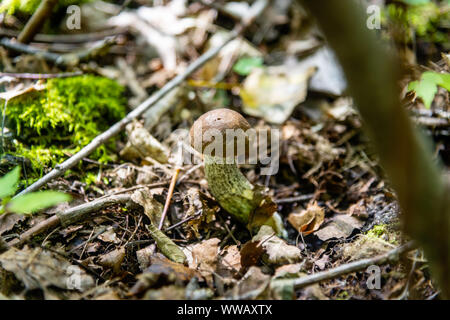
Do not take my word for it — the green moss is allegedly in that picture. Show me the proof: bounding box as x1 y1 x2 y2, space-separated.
0 0 91 15
2 75 126 177
367 224 388 238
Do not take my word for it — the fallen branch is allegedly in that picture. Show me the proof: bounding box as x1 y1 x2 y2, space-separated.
1 36 117 67
292 241 416 289
8 194 132 247
17 0 58 44
15 0 269 197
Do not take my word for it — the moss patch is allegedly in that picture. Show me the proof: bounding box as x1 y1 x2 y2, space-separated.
2 75 126 177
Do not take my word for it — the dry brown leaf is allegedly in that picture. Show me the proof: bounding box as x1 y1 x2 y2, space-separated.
253 226 302 265
217 245 242 278
191 238 220 281
288 201 325 235
97 247 126 274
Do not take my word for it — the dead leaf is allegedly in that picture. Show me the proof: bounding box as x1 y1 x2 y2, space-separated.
230 266 271 299
314 214 364 241
217 245 242 278
191 238 220 282
120 121 169 163
253 226 302 265
240 62 316 124
97 247 126 274
288 201 325 235
98 227 120 244
131 189 165 227
0 213 25 236
136 244 156 271
0 246 94 291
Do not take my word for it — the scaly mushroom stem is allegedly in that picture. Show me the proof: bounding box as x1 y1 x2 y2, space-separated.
204 155 286 237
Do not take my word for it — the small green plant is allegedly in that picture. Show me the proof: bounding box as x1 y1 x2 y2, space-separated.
408 71 450 108
233 56 264 76
0 0 91 15
2 75 126 175
0 166 71 215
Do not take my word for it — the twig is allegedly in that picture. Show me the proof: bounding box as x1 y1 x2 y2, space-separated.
14 0 269 198
0 27 128 43
274 194 315 204
158 167 180 229
17 0 58 44
291 241 416 289
0 71 83 79
1 36 117 67
9 194 132 246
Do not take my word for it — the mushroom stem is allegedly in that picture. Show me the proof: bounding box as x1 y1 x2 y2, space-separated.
204 155 286 237
204 155 257 225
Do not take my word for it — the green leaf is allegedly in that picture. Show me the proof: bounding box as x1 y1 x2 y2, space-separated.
0 167 20 199
408 71 450 108
233 57 263 76
8 191 71 214
400 0 431 5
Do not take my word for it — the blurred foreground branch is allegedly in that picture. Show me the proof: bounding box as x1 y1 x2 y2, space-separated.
301 0 449 297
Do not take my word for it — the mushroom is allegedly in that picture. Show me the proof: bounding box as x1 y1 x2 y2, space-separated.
190 108 286 236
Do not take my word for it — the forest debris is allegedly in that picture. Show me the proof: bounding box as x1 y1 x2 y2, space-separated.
230 266 271 299
136 244 156 271
296 47 347 96
109 0 195 71
342 235 396 262
252 226 302 265
314 215 364 241
217 245 242 278
190 238 220 283
183 188 219 239
120 121 169 163
240 62 316 124
200 29 262 81
0 213 25 235
97 247 125 274
288 201 325 235
0 246 94 291
131 189 165 227
130 253 200 296
146 223 186 264
98 227 120 244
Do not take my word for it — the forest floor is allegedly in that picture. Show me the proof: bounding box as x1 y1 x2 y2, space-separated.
0 0 449 300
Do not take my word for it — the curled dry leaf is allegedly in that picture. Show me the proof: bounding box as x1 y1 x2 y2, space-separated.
131 189 165 227
288 201 325 235
217 245 242 278
240 63 316 124
229 266 271 300
97 247 126 274
120 121 169 163
314 214 364 241
130 253 200 296
252 226 302 265
190 238 220 284
184 188 219 239
240 240 265 270
0 246 94 291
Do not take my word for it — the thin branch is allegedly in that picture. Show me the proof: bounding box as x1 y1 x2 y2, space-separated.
0 71 83 79
1 36 117 67
14 0 269 198
292 241 416 289
0 26 128 43
9 194 132 246
17 0 58 44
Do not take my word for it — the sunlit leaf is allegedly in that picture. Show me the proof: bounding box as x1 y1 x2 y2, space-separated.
8 191 71 214
408 71 450 108
233 57 263 76
0 167 20 199
400 0 431 5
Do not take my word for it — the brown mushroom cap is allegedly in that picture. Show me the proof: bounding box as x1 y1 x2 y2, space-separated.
190 108 251 156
